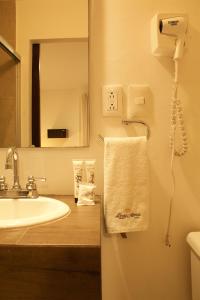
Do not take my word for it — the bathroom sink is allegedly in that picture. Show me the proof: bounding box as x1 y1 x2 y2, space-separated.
0 196 70 229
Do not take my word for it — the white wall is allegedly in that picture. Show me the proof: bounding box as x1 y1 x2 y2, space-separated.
0 0 200 299
40 41 88 90
99 1 200 299
40 89 80 147
40 41 88 147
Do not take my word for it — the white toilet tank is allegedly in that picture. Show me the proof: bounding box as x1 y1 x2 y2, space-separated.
187 232 200 300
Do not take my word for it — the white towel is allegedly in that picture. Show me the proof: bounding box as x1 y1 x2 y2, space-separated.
104 136 149 234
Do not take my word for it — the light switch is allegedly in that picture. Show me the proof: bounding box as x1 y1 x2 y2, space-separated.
127 84 150 119
134 96 145 105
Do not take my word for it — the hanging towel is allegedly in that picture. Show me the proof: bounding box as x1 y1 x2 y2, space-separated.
104 136 149 234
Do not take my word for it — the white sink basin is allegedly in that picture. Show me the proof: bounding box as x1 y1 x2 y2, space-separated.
0 196 70 229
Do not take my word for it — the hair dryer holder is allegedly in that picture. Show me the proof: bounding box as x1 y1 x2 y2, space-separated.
151 13 188 58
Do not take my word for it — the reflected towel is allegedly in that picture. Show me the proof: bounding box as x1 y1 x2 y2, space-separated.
104 136 149 234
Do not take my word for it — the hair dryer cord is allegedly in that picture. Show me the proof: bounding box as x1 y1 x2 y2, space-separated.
165 59 188 247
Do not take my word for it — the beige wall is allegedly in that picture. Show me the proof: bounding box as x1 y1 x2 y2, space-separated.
99 1 200 299
0 0 16 146
0 0 200 299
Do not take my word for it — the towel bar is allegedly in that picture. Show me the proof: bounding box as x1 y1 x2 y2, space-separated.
98 120 150 141
122 120 150 139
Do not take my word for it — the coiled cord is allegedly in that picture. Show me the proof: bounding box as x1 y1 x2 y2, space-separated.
165 59 188 247
170 60 188 156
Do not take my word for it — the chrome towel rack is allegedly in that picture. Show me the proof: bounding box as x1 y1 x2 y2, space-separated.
122 120 150 139
99 119 151 141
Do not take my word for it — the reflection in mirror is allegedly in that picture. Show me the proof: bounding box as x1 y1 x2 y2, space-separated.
32 39 88 147
0 0 89 148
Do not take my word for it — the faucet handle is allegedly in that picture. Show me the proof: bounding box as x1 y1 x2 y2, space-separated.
0 176 8 191
26 176 46 191
34 177 46 182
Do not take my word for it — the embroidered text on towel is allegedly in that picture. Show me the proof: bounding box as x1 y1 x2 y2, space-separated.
115 209 141 220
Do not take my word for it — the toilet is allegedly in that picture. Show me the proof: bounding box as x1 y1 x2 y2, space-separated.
187 232 200 300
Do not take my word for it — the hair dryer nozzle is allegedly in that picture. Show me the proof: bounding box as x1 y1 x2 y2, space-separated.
159 16 187 60
159 16 187 36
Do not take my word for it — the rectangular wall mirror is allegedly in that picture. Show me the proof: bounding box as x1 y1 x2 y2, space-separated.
0 0 89 148
32 39 88 147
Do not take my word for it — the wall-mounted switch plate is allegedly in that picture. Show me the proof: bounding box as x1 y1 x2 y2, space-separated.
127 84 150 119
102 85 122 116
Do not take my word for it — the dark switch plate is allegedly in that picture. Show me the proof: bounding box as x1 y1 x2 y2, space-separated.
47 129 68 138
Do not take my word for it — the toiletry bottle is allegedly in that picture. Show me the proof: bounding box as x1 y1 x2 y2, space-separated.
85 160 96 184
72 160 84 203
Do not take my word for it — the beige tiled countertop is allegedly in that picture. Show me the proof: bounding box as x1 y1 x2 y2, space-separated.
0 195 101 247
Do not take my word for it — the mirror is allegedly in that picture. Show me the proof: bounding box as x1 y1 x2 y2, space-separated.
32 39 88 147
0 0 89 148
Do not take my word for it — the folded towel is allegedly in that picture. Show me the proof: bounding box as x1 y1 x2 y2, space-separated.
104 136 149 234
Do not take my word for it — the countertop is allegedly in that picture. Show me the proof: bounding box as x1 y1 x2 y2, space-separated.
0 195 101 247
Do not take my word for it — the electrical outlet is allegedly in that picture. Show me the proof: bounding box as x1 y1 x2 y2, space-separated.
102 85 122 116
106 89 118 111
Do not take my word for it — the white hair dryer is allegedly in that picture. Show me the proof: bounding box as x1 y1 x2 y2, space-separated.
159 16 188 60
152 14 189 247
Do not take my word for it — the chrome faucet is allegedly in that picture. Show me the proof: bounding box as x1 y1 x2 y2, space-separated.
0 147 46 199
5 147 21 190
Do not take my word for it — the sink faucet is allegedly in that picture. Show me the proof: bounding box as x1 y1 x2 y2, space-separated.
5 147 21 190
0 147 46 199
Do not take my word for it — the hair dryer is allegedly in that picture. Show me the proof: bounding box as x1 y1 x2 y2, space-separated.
158 16 188 247
159 16 188 60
